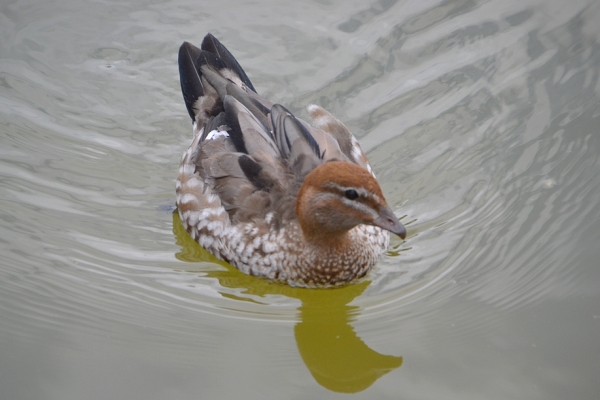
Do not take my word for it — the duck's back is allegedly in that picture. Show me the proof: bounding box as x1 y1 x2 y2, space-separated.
177 34 374 226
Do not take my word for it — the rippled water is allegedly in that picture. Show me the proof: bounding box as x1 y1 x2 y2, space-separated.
1 0 599 398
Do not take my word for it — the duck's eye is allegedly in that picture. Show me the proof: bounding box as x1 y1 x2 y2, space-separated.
344 189 359 200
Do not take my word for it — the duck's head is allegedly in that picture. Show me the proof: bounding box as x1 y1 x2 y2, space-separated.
295 161 406 244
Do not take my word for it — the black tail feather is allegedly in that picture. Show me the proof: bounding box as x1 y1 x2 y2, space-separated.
178 42 205 121
201 33 256 93
179 34 258 122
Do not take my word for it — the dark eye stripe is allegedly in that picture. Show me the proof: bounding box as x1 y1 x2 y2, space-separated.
345 189 359 200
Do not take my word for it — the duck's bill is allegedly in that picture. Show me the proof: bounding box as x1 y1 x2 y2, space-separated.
372 206 407 239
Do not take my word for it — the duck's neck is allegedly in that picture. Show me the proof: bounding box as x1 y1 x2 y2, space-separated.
295 226 375 286
303 228 352 250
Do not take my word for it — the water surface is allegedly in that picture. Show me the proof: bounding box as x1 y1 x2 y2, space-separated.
1 0 599 398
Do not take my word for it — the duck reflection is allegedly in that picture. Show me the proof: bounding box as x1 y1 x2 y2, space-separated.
173 211 402 393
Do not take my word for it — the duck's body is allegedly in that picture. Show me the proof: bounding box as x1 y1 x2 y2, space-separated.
176 34 406 287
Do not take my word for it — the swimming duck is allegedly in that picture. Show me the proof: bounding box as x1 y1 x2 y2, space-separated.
176 33 406 287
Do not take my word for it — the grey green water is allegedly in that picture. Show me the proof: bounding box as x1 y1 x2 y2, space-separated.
1 0 599 398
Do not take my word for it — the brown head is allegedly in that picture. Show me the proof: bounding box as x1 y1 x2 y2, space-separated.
295 161 406 245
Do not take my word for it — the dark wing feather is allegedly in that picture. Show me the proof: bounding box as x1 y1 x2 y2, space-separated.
223 95 279 158
178 42 204 121
201 33 256 93
270 104 322 177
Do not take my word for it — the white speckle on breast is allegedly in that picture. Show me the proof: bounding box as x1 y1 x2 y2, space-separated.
185 177 203 190
180 193 199 207
187 210 200 226
200 235 214 249
207 220 224 236
262 241 277 253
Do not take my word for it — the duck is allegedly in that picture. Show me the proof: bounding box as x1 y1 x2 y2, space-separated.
176 33 406 288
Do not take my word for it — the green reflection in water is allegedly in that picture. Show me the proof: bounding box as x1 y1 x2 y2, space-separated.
173 211 402 392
